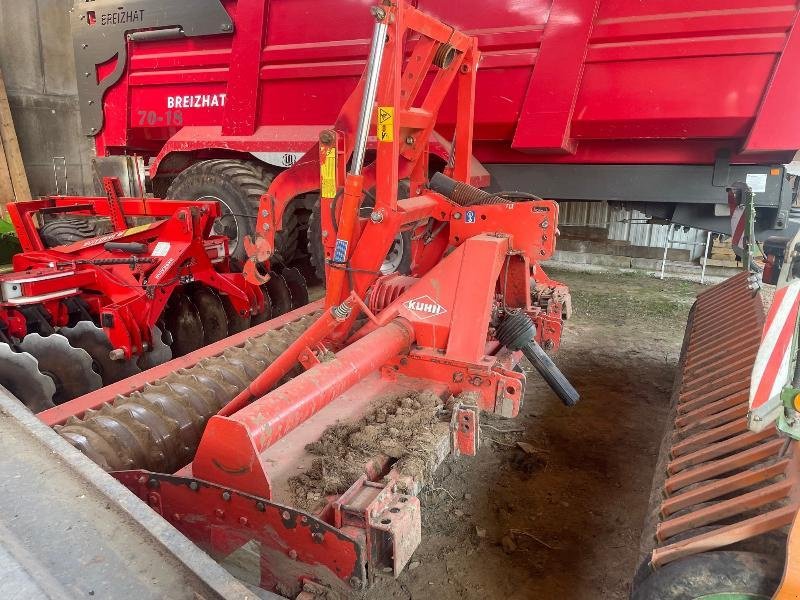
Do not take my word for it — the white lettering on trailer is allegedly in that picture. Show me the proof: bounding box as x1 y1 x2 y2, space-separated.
167 94 227 109
100 9 145 26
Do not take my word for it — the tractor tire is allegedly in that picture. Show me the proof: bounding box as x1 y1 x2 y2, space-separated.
630 551 782 600
307 182 412 283
40 216 113 248
166 159 299 268
307 202 327 282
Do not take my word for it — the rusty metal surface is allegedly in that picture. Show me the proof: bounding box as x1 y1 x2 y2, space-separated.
644 271 800 568
54 312 319 473
0 384 256 600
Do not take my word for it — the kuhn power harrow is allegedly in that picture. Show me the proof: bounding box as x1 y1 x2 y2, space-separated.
0 177 308 411
20 2 578 596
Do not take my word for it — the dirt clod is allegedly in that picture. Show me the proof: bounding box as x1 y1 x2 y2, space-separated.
289 391 449 510
501 535 518 554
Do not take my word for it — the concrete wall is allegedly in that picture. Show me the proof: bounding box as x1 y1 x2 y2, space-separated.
0 0 94 196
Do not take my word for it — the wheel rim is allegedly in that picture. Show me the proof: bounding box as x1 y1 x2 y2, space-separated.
381 233 405 275
198 195 240 254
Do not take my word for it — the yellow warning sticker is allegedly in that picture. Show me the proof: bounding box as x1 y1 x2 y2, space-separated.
377 106 394 142
321 147 337 198
125 224 153 236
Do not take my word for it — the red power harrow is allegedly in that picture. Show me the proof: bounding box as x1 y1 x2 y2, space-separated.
33 2 578 596
0 178 308 411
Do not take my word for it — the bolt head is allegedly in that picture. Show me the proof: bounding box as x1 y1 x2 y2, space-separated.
453 212 462 220
370 211 383 223
261 209 269 218
319 130 336 145
189 481 199 491
405 136 415 145
222 490 232 501
262 223 270 231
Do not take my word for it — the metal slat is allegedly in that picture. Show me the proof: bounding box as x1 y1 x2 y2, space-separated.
645 272 800 570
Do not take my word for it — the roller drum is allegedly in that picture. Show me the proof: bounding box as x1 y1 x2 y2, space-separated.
55 315 318 472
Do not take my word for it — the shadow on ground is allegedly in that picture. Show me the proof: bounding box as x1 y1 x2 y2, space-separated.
365 269 702 600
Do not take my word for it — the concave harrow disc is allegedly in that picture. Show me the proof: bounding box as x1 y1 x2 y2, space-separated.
60 321 141 385
265 271 293 316
19 333 102 404
163 294 205 356
191 287 229 345
137 326 172 371
0 343 56 411
280 266 309 309
251 291 273 326
222 295 252 334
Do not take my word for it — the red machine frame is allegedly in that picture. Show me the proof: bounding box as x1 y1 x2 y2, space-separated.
47 3 574 596
2 179 263 359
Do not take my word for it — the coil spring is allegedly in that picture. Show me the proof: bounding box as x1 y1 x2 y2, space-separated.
368 274 418 313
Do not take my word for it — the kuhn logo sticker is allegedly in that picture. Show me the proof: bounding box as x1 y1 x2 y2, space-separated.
403 295 447 320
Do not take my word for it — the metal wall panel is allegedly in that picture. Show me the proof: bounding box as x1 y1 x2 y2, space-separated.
559 201 707 259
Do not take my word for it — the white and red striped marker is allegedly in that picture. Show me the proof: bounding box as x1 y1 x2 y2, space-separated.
749 280 800 431
728 193 746 250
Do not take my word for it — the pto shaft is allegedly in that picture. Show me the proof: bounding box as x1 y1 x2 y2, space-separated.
497 312 580 407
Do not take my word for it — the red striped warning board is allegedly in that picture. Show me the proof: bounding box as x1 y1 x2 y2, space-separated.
749 280 800 431
728 193 746 250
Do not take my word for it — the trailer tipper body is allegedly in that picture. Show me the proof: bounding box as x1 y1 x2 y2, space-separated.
74 0 800 253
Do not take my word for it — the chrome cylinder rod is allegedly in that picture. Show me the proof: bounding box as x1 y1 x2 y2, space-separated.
350 8 388 176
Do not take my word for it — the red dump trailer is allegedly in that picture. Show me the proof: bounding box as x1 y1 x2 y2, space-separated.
73 0 800 259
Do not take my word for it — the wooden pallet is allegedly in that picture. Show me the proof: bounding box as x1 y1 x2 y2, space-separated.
0 67 31 211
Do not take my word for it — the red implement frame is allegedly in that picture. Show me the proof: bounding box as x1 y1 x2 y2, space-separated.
54 3 573 596
2 179 262 358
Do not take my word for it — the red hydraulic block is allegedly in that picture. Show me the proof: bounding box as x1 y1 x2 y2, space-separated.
192 318 415 497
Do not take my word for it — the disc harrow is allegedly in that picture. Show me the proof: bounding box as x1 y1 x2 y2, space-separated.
18 333 102 404
0 181 310 411
0 343 56 412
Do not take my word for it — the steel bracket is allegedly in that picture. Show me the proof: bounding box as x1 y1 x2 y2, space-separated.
334 475 421 582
